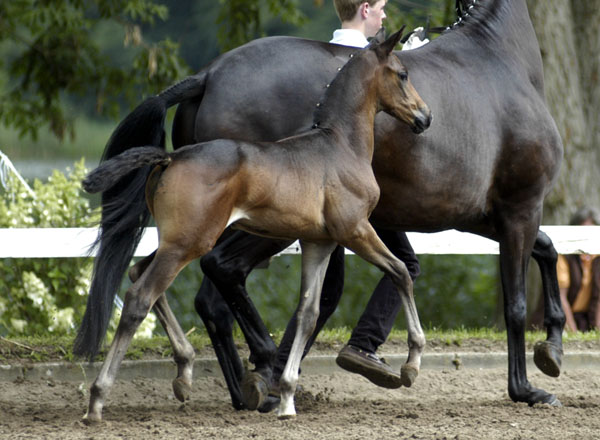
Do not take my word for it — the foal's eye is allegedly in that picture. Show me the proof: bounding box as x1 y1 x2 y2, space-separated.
398 72 408 81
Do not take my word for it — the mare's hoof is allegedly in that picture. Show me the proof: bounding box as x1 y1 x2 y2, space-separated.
533 341 562 378
241 371 269 411
400 364 418 388
258 395 281 413
172 378 191 402
531 394 562 408
547 395 563 407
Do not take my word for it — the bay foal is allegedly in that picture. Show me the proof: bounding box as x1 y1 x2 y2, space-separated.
81 30 431 421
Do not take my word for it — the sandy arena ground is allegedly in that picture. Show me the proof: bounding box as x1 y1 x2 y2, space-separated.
1 353 600 439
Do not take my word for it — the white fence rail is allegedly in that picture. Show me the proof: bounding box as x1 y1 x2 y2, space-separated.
1 226 599 259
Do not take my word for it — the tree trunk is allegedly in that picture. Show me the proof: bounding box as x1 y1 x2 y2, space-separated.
571 1 600 177
526 0 600 223
524 0 600 323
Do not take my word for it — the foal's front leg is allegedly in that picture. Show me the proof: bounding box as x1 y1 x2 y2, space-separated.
341 221 425 387
278 241 337 419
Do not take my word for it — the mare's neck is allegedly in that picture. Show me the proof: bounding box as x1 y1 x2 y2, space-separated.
433 0 539 61
312 56 379 160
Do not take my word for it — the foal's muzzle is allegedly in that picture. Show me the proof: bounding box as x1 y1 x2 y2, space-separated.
411 108 432 134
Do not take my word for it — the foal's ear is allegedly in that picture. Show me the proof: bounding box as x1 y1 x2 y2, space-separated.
371 27 386 44
376 26 406 57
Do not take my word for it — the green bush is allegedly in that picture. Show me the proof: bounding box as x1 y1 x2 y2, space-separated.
0 161 96 336
0 160 157 339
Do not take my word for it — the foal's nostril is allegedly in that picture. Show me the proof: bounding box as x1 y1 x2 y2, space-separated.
412 110 431 134
421 108 432 129
412 117 425 134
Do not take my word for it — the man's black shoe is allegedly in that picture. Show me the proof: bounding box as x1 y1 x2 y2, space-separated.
335 345 402 389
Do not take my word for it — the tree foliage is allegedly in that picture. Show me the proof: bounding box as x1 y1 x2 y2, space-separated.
216 0 307 51
0 0 457 142
0 0 190 141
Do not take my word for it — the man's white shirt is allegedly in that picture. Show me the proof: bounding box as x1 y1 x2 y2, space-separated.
329 29 369 48
330 27 428 51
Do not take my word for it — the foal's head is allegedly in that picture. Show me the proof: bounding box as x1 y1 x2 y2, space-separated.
369 29 432 134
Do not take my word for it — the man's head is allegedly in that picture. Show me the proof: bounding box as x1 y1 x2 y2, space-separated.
570 207 600 226
333 0 387 38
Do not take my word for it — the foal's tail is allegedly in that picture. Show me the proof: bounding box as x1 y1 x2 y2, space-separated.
83 147 171 194
73 71 208 360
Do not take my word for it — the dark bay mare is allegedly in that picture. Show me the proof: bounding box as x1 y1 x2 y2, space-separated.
74 0 565 411
79 30 431 421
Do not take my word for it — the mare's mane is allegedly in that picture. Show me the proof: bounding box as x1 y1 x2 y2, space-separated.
311 48 370 129
428 0 518 46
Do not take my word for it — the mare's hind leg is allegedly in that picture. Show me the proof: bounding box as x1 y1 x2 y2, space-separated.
531 229 565 377
278 241 337 419
85 247 189 423
129 252 196 402
194 277 246 409
339 221 425 387
199 231 293 411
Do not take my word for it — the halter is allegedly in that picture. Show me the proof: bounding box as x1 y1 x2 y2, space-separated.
448 0 479 30
399 0 480 44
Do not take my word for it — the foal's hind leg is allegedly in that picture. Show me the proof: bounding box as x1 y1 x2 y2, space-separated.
153 295 196 402
278 241 337 419
339 221 425 387
531 230 564 377
129 252 196 402
85 248 189 423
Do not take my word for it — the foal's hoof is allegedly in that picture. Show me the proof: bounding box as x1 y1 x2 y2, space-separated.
241 371 269 411
172 378 191 402
533 341 562 378
82 412 102 425
400 364 418 388
277 412 297 420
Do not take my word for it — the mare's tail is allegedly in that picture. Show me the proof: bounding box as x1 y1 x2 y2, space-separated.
73 71 207 359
